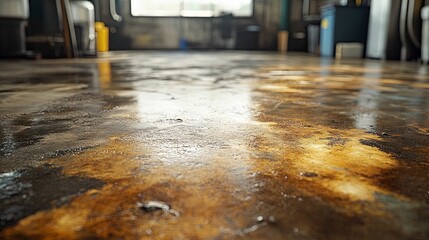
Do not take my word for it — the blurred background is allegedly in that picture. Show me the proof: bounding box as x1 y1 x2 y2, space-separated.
1 0 429 62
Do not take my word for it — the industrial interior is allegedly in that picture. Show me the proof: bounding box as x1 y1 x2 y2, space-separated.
0 0 429 239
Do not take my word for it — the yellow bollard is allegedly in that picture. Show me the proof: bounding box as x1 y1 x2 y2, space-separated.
278 31 289 53
96 22 109 53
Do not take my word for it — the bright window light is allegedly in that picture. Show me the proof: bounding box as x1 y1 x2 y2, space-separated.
131 0 181 17
131 0 253 17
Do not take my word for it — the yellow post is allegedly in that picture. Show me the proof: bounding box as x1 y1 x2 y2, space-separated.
96 22 109 53
278 31 289 53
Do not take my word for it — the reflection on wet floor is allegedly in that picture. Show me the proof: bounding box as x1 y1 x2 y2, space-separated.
0 52 428 239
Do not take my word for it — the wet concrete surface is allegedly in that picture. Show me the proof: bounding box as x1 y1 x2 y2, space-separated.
0 165 104 228
0 51 428 239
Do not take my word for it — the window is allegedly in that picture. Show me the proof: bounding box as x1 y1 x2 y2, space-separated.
131 0 253 17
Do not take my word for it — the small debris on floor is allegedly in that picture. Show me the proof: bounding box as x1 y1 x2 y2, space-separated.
239 215 278 236
299 172 318 178
138 201 169 212
137 201 180 217
268 216 277 224
240 222 268 235
255 215 277 224
163 118 183 123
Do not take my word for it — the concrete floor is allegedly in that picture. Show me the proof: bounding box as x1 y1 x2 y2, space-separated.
0 51 428 239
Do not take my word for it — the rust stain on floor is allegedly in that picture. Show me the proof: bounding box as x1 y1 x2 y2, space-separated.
0 52 428 239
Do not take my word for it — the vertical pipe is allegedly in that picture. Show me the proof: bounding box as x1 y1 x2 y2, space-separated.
280 0 290 31
407 0 421 48
278 0 290 53
210 0 214 49
179 0 183 48
60 0 78 58
400 0 409 60
303 0 310 20
109 0 122 22
92 0 101 22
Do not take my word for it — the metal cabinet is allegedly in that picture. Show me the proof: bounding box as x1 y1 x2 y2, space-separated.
320 5 370 57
